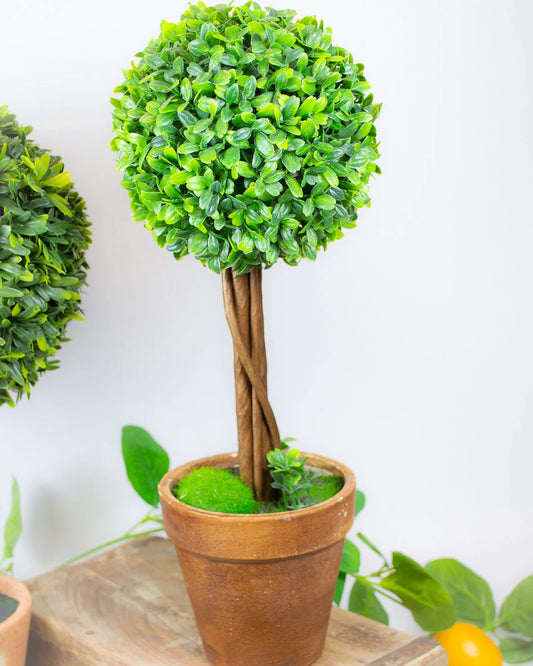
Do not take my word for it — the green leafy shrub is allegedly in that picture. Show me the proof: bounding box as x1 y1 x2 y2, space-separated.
0 108 91 407
266 442 343 510
111 1 380 275
174 467 258 513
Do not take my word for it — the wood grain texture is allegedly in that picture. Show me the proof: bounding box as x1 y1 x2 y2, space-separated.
25 537 447 666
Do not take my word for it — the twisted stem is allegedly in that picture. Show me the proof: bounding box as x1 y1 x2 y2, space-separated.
222 268 280 500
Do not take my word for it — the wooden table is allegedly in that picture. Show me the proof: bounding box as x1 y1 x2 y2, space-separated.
25 537 447 665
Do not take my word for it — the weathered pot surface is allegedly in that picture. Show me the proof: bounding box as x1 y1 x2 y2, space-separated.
0 575 32 666
159 451 356 666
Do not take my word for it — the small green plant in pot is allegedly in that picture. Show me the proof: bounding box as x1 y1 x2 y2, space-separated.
111 2 380 664
0 479 32 666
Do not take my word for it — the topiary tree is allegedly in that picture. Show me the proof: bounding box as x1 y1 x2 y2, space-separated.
111 1 380 500
0 108 92 407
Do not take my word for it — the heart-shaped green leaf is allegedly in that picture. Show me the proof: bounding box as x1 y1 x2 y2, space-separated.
380 552 455 632
349 580 389 625
121 426 170 507
499 576 533 638
425 559 495 629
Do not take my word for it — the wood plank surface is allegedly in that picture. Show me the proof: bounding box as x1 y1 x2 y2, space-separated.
25 537 447 665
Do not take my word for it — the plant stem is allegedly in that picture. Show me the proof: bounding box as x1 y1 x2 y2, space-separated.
222 268 280 501
485 618 505 632
124 511 163 537
372 586 406 606
58 526 164 569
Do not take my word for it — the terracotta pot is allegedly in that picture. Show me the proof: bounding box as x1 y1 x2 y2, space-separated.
159 451 355 666
0 575 32 666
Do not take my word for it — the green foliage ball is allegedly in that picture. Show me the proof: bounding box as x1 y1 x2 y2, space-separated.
111 1 380 275
0 108 91 407
175 467 258 513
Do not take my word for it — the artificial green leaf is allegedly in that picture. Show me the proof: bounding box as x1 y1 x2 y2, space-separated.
314 194 336 210
355 490 366 516
242 76 257 100
34 153 50 180
254 178 266 196
281 152 300 173
221 146 240 168
300 118 315 141
193 118 212 133
282 96 300 119
302 198 314 217
231 127 252 144
380 552 455 632
285 176 303 198
265 181 282 196
237 231 254 253
199 148 217 164
255 132 274 157
425 559 496 629
3 478 21 561
257 103 279 122
340 538 360 575
323 167 339 187
161 20 181 41
170 170 188 185
180 78 193 102
121 426 170 507
357 532 387 563
349 580 389 625
297 96 316 116
226 83 239 105
0 286 24 298
499 576 533 638
189 232 209 254
500 638 533 664
334 571 346 605
186 175 207 193
236 162 255 178
46 192 72 216
41 171 71 188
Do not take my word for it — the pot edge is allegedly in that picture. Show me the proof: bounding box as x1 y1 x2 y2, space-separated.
158 450 356 521
0 574 32 634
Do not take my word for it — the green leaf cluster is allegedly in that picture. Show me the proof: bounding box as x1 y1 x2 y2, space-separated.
266 444 312 510
337 498 533 663
111 1 380 275
266 441 342 510
427 562 533 662
0 108 92 407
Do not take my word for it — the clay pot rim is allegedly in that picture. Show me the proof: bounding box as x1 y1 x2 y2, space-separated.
159 450 356 521
0 573 32 633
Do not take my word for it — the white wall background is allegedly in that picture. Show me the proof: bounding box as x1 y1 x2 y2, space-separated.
1 0 532 636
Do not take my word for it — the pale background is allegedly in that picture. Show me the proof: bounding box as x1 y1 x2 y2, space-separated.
1 0 532 636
